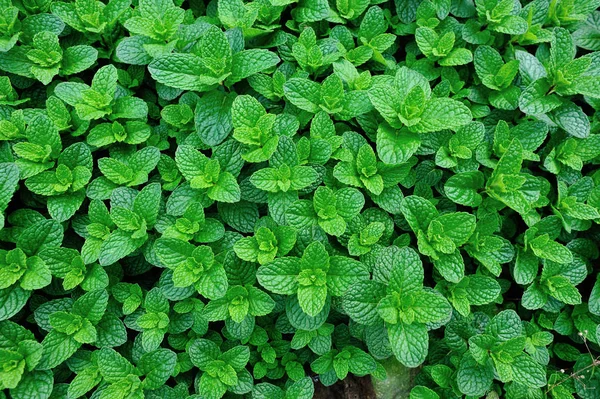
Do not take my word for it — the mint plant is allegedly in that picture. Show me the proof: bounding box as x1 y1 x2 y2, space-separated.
0 1 599 398
257 241 369 316
155 239 228 299
0 31 97 85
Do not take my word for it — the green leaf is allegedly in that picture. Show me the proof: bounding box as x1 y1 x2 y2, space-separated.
208 172 241 203
546 276 582 305
97 348 135 382
411 290 452 323
388 247 424 296
17 219 63 257
464 275 501 305
511 354 547 388
257 258 301 295
47 191 86 222
195 92 234 146
549 103 590 139
457 354 494 396
519 79 562 115
72 289 108 324
37 330 80 370
590 275 600 316
410 386 440 399
149 54 223 91
61 46 98 75
297 285 327 317
487 310 522 341
434 212 476 246
513 247 538 285
400 196 438 233
529 235 573 264
19 257 51 290
413 98 472 133
134 182 161 226
10 370 53 399
326 256 369 296
228 50 280 84
98 229 143 266
444 171 484 207
376 124 420 165
388 321 428 368
294 0 329 22
286 377 315 399
433 251 465 283
188 338 220 370
0 286 30 321
342 280 387 326
0 163 19 213
138 349 177 389
284 78 321 113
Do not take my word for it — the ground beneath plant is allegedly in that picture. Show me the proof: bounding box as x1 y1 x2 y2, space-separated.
314 375 377 399
313 359 420 399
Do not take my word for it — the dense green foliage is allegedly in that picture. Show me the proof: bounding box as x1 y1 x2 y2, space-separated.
1 0 600 398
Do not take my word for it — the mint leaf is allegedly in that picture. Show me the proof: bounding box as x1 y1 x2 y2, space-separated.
388 322 428 368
